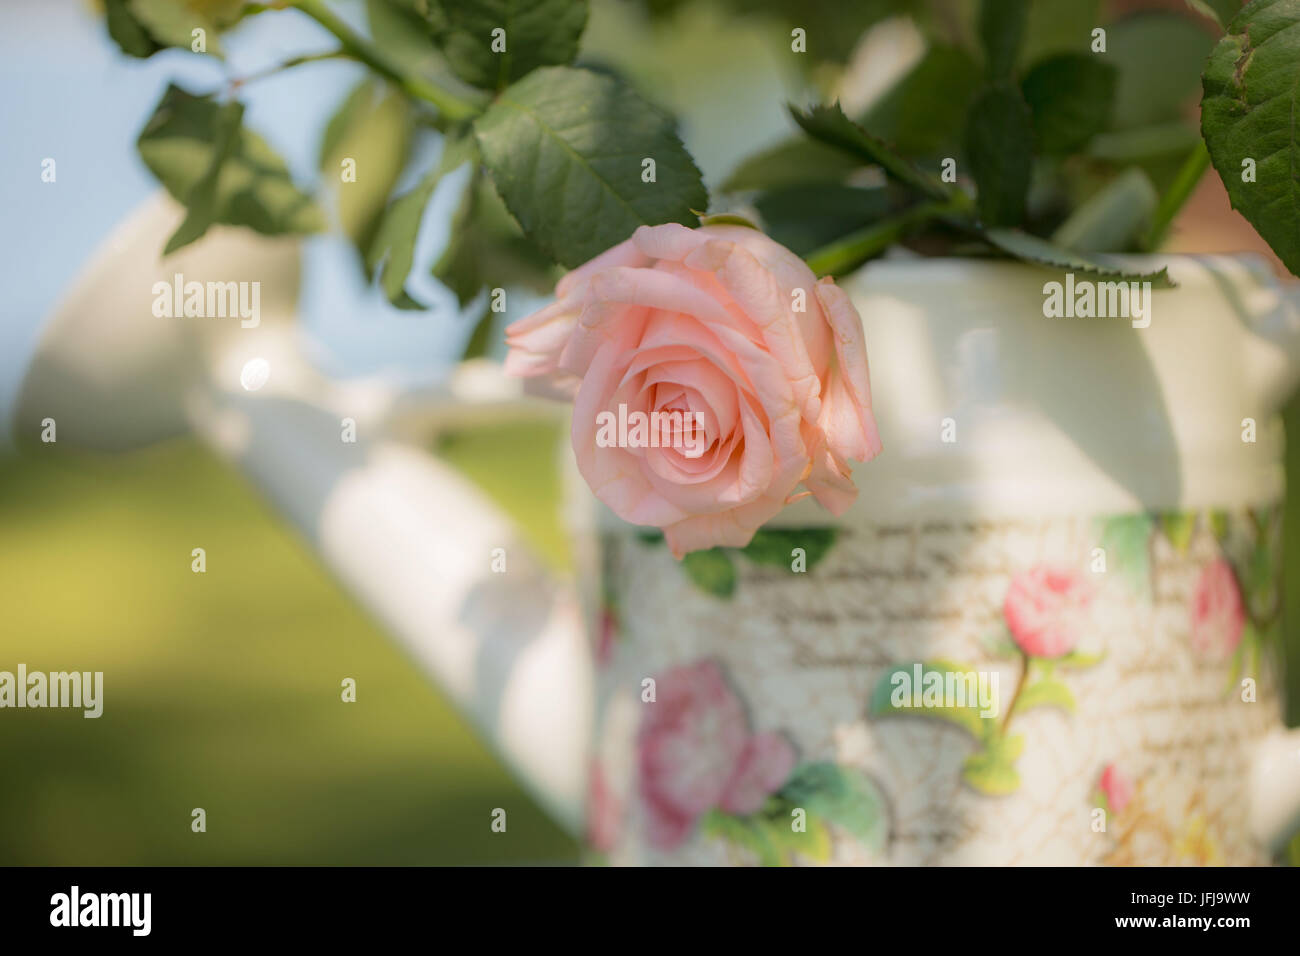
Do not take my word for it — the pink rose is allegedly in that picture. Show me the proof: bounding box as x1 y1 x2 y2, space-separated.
505 223 881 557
1003 565 1094 658
1099 764 1133 815
1189 559 1245 660
638 660 795 850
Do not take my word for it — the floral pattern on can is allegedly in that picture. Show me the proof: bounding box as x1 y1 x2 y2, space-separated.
588 504 1285 865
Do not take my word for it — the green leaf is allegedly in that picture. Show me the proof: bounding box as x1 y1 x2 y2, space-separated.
805 201 956 277
777 762 888 853
105 0 162 58
164 100 244 254
1019 0 1101 68
138 85 325 249
861 45 982 157
699 809 783 866
720 137 863 192
1021 54 1116 155
964 83 1032 226
108 0 243 59
474 66 707 268
962 735 1024 794
962 753 1021 794
739 527 838 572
1243 509 1281 623
1011 677 1076 715
367 0 445 78
981 626 1020 658
695 213 760 230
754 185 892 257
1050 167 1158 254
319 82 415 272
997 732 1025 760
433 173 556 307
318 81 378 173
1186 0 1245 29
1210 509 1231 542
365 129 479 309
1056 649 1106 669
435 173 498 304
680 548 736 598
790 102 958 204
1097 512 1155 595
1109 13 1215 130
981 228 1175 288
1088 122 1202 164
461 310 496 360
1225 637 1245 691
869 660 997 740
1159 510 1198 553
433 0 589 91
1201 0 1300 277
188 0 244 22
978 0 1029 78
128 0 225 57
367 173 440 310
747 796 836 863
761 814 833 863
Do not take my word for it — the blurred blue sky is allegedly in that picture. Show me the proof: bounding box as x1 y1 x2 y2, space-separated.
0 0 485 435
0 0 796 438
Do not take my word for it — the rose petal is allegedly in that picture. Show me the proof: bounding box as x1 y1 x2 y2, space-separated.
572 343 690 527
813 279 882 464
689 238 824 424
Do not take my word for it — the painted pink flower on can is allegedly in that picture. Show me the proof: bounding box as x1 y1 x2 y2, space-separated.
1003 565 1094 658
503 223 882 557
1189 558 1245 660
1099 764 1134 815
638 660 795 849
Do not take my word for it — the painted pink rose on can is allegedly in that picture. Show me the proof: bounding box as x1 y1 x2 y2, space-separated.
1003 565 1095 659
1189 558 1245 660
1099 764 1134 815
504 223 881 557
638 660 795 849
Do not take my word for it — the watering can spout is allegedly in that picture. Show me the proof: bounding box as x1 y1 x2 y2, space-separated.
182 354 593 835
9 194 593 838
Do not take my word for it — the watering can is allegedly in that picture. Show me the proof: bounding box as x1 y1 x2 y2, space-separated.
10 194 1300 864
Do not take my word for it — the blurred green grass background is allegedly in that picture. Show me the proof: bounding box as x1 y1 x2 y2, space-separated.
0 423 577 865
2 405 1299 864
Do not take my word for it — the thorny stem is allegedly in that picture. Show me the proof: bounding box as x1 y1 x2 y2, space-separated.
1144 140 1211 251
229 49 350 89
1001 650 1031 732
805 198 965 277
291 0 484 122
